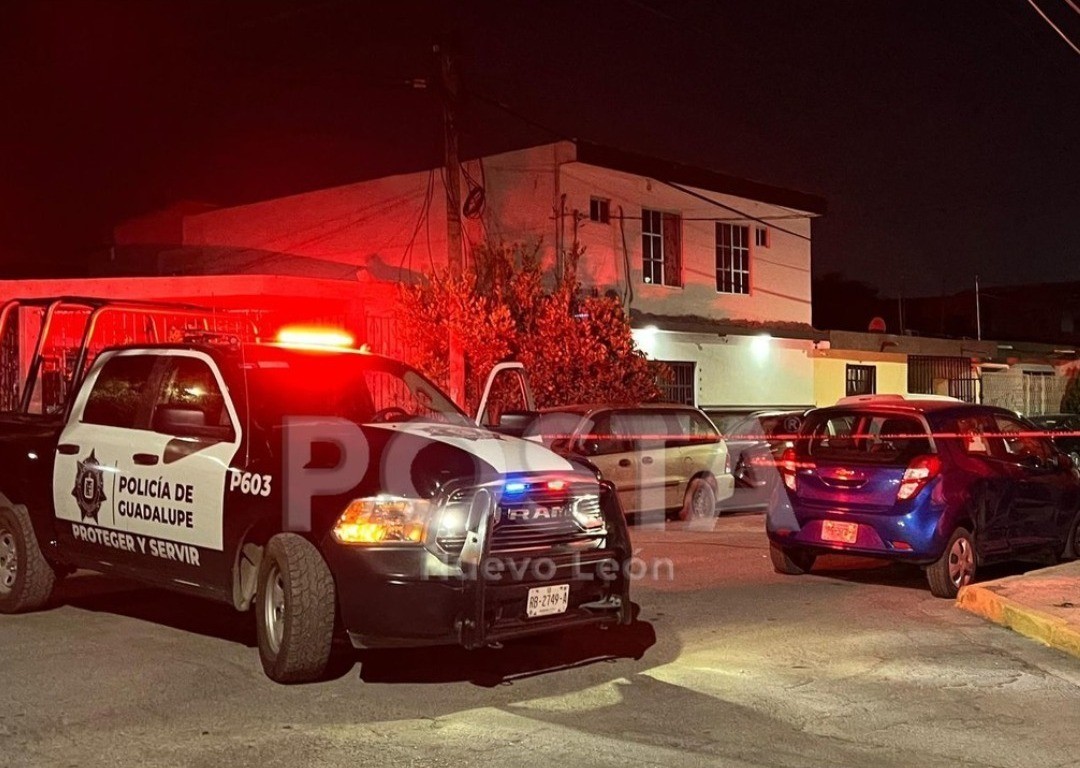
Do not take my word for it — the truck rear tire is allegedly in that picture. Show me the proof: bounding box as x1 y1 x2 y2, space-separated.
0 505 57 613
255 534 336 684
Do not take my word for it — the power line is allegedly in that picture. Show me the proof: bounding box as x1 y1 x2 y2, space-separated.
1065 0 1080 17
1025 0 1080 56
660 181 812 242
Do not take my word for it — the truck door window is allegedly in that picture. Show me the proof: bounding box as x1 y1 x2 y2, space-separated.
153 357 234 440
82 355 157 429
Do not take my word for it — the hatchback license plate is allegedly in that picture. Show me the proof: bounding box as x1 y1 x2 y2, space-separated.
527 584 570 618
821 520 858 544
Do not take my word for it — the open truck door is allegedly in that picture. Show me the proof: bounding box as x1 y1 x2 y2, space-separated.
475 362 536 436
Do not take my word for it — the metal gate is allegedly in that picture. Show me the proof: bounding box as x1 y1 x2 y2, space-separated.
908 355 977 403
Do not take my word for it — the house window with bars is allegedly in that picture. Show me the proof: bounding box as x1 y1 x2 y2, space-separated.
658 361 696 405
642 209 682 287
716 223 750 294
845 364 877 396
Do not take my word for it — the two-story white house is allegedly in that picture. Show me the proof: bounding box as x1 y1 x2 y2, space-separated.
133 140 825 411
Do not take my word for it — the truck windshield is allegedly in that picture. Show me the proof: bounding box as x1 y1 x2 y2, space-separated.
244 349 471 427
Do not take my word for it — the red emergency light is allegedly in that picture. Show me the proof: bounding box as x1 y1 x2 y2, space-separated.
275 326 355 349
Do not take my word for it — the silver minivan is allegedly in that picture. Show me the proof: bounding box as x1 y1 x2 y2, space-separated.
523 404 735 519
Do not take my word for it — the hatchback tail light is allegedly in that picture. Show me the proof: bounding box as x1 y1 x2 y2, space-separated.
896 454 941 501
780 448 803 491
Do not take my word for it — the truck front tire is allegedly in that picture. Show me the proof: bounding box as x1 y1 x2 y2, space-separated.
0 505 57 613
255 533 336 684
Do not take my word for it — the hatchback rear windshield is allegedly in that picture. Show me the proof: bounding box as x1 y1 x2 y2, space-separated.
804 411 932 464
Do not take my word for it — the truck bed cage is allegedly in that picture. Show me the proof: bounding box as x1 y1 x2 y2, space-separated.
0 297 260 416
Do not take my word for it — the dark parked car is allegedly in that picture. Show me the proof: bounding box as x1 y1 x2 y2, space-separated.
767 395 1080 598
1029 413 1080 463
711 410 810 510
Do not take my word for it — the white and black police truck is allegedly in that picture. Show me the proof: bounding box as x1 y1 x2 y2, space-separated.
0 298 632 683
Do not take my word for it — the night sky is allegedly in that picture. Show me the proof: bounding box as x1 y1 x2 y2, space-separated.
1 0 1078 297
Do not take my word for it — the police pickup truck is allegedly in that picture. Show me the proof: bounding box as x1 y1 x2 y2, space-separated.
0 306 632 683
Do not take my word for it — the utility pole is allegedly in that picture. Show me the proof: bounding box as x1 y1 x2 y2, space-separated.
975 274 982 341
434 37 466 405
435 38 463 275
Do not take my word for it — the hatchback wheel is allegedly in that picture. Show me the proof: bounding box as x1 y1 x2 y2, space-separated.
678 478 717 521
927 527 976 598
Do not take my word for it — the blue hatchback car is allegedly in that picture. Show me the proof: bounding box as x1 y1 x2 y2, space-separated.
767 395 1080 597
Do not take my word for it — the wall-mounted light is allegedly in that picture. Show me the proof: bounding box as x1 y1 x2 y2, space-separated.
751 333 771 361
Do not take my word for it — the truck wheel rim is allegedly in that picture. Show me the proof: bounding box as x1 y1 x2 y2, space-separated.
948 537 974 588
264 564 286 654
0 529 16 594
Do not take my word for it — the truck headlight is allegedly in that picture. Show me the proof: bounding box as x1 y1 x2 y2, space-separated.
332 496 431 544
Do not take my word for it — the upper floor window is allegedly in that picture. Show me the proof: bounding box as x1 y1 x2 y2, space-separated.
716 223 750 294
755 226 770 248
589 197 610 224
641 209 682 287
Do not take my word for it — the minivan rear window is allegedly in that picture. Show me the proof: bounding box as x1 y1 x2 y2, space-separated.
805 411 932 464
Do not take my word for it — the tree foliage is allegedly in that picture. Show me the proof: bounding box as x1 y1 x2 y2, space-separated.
396 241 664 412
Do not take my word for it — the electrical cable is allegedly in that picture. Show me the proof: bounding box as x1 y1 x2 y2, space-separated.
400 169 435 276
1025 0 1080 56
661 181 812 242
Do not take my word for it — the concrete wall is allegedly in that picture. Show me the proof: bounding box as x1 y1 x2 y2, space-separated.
560 161 813 325
179 142 814 329
981 365 1070 416
632 328 815 408
182 169 450 283
812 351 908 407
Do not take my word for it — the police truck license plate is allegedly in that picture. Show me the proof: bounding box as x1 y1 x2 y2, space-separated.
821 520 858 544
527 584 569 617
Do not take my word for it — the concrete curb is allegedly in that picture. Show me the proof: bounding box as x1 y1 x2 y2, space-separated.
957 583 1080 659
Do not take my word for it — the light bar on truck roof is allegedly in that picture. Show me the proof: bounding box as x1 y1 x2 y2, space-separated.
275 326 355 349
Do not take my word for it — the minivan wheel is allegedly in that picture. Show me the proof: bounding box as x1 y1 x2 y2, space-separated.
255 534 336 684
678 478 717 521
0 505 57 614
927 527 976 599
769 542 816 575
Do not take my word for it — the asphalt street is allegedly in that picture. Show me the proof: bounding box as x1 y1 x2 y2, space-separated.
2 513 1078 768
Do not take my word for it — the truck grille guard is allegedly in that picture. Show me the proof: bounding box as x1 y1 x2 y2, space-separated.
440 473 633 649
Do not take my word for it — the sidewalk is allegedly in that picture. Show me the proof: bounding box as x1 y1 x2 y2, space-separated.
958 560 1080 659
